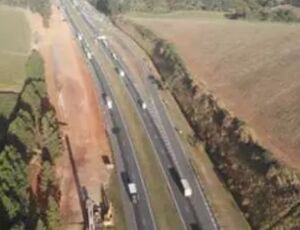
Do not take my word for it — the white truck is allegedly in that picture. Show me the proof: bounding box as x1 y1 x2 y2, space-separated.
181 179 192 197
118 68 125 77
87 51 93 60
84 47 93 60
128 183 138 203
112 52 118 60
142 102 147 110
77 32 83 41
105 96 113 109
97 35 107 41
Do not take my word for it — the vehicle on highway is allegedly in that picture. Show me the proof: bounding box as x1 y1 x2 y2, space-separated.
116 67 125 77
142 101 147 110
128 183 138 204
83 47 93 60
112 52 118 60
77 32 83 41
105 95 113 109
181 179 192 197
97 35 107 40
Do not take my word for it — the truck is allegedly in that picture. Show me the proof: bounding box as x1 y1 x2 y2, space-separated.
128 183 138 203
105 96 113 109
112 52 118 60
117 68 125 77
142 101 147 110
87 51 93 60
84 47 93 60
77 32 83 41
97 35 107 41
181 179 192 197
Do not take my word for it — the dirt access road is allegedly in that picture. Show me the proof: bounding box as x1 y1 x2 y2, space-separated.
28 4 111 229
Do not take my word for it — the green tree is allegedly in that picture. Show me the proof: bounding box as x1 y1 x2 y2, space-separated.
46 196 60 230
35 218 46 230
26 50 45 80
96 0 119 15
39 161 55 194
9 109 36 154
0 146 29 223
28 0 52 27
11 222 25 230
41 110 62 162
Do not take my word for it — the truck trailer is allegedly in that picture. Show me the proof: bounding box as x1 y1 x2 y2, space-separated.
105 96 113 109
181 179 192 197
128 183 138 203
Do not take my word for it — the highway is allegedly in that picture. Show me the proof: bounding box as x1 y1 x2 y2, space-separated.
63 0 219 229
60 1 156 230
77 2 219 230
102 33 218 230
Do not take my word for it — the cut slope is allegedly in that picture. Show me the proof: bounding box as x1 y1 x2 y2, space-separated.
130 14 300 169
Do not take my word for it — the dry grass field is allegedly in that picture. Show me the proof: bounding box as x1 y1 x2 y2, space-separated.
129 13 300 170
0 5 31 92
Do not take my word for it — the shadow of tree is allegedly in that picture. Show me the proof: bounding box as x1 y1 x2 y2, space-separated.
65 135 88 228
0 115 8 151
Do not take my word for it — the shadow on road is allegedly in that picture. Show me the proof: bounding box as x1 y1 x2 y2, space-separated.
65 135 88 227
169 166 183 193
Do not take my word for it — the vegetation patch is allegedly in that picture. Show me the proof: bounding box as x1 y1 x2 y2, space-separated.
114 18 300 229
91 0 300 22
0 93 18 148
0 51 62 230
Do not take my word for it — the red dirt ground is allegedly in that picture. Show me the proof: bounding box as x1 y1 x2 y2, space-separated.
28 5 111 229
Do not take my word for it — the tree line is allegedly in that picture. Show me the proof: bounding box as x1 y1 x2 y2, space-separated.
91 0 300 22
0 51 62 230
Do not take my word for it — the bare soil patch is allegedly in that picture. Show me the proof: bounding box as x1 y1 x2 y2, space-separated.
130 15 300 169
28 5 111 229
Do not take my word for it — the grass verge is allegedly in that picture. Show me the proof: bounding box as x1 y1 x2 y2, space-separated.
107 170 127 230
159 90 251 229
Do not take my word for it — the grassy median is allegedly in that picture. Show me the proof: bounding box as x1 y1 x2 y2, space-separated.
107 171 127 230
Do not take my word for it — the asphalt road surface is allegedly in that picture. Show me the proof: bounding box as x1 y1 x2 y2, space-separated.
62 0 219 229
103 42 218 230
61 1 156 230
77 2 219 230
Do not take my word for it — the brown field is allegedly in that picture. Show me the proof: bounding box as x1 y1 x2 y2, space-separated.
129 14 300 170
